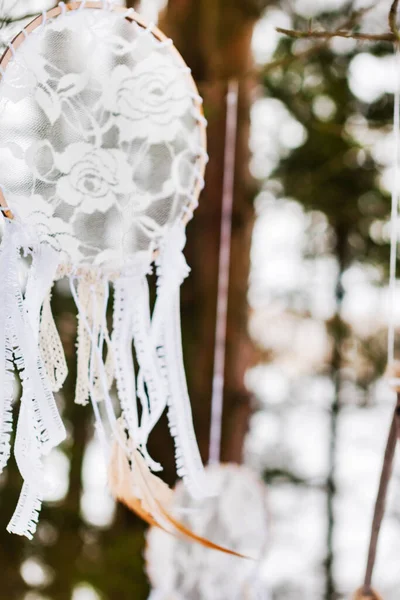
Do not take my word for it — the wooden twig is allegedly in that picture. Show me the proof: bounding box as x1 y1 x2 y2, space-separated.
276 27 395 43
277 0 400 45
361 394 400 594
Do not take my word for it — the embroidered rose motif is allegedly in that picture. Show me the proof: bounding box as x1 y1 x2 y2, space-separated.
104 53 192 143
0 10 204 269
55 143 134 215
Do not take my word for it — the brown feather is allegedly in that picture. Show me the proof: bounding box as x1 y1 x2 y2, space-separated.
155 499 251 558
108 423 250 559
108 438 161 529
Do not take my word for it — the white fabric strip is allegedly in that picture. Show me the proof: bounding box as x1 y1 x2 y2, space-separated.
0 219 66 538
69 277 109 453
112 278 140 440
39 290 68 392
70 276 135 458
152 223 211 498
0 229 15 474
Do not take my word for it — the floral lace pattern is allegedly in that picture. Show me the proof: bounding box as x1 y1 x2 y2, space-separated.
0 7 204 273
0 5 209 539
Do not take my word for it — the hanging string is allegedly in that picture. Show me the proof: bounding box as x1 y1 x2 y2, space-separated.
208 80 239 465
358 49 400 598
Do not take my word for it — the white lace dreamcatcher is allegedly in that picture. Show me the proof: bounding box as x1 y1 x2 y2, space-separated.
0 1 210 540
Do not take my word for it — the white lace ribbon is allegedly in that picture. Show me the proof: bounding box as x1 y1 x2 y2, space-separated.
150 223 210 498
39 290 68 392
130 262 166 471
7 402 44 539
0 218 66 538
112 277 140 445
0 229 15 473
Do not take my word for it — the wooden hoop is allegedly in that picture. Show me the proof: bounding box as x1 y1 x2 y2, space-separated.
0 1 207 222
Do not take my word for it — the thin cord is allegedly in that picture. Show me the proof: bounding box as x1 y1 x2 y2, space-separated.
388 49 400 369
208 80 239 465
362 396 399 593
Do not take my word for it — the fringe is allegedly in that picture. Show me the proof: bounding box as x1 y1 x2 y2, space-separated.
162 293 210 499
0 328 14 473
8 402 43 539
6 482 43 540
69 226 208 499
70 276 114 454
15 239 65 452
75 278 112 405
0 241 14 473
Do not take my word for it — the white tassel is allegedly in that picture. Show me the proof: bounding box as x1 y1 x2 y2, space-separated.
39 290 68 392
0 235 14 473
130 267 166 471
70 276 115 455
7 403 43 539
0 323 14 473
75 279 97 405
112 278 139 443
15 240 65 453
0 218 66 538
75 278 112 405
152 223 210 498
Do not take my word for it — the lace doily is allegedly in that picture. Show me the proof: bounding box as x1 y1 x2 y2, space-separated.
0 2 206 275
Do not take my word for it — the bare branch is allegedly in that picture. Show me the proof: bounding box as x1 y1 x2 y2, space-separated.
389 0 400 39
276 26 395 43
276 0 399 46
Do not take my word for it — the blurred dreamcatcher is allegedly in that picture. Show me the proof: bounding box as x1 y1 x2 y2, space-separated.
146 464 269 600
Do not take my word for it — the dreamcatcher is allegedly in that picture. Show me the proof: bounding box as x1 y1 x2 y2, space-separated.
145 464 270 600
0 0 214 541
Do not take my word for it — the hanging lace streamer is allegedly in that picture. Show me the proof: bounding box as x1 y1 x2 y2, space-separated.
39 290 68 393
0 2 209 538
0 215 66 538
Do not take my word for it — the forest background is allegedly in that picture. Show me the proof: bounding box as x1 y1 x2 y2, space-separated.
0 0 399 599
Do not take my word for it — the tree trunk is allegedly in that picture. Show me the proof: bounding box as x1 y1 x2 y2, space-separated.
325 226 348 600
